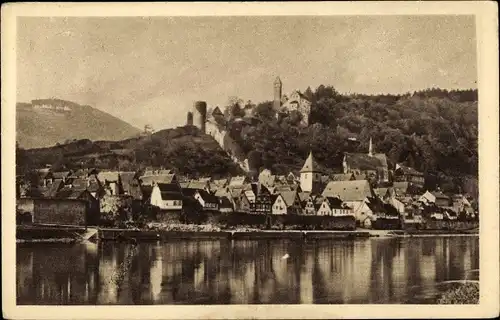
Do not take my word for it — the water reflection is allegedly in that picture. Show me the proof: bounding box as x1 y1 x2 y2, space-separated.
17 237 479 305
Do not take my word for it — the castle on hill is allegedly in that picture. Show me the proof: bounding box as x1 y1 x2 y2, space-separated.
273 76 312 126
184 77 314 173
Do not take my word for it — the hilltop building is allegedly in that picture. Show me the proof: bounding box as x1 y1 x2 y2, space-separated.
273 76 312 126
187 101 249 172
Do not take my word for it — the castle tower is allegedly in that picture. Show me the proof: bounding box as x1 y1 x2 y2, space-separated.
368 137 373 157
186 112 193 126
273 76 282 110
192 101 207 133
300 151 322 193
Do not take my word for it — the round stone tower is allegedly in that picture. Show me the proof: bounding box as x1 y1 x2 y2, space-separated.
186 111 193 126
273 76 282 111
192 101 207 133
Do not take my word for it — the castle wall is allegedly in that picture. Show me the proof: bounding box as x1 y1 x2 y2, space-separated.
205 119 249 172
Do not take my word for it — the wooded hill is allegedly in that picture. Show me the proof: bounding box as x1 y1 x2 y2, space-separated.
224 87 478 194
16 126 244 179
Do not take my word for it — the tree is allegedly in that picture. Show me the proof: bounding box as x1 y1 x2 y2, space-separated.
100 195 132 226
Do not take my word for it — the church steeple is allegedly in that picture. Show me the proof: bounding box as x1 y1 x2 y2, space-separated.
300 151 321 193
273 76 282 110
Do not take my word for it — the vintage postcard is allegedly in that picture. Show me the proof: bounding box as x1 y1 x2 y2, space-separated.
2 1 499 319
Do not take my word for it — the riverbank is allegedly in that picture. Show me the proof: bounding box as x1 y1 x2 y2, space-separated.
16 224 479 243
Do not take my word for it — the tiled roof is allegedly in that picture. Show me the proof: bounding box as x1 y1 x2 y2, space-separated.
331 173 354 181
54 186 87 199
396 164 423 176
187 181 208 190
431 191 450 200
198 189 219 204
325 197 344 209
120 172 142 200
157 183 181 193
97 171 120 183
298 191 311 203
322 180 373 202
181 188 198 197
374 187 389 197
71 178 88 190
157 183 183 201
229 176 247 186
140 174 176 186
44 179 64 198
52 171 71 179
280 191 298 207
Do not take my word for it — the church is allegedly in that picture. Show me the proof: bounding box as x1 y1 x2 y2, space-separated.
342 138 389 184
273 77 312 126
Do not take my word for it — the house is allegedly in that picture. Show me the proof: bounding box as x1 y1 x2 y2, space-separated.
286 172 298 184
342 138 389 183
252 184 273 214
119 172 142 200
393 163 425 187
418 190 436 205
52 171 72 183
193 189 219 211
258 169 274 185
392 181 422 196
229 176 249 188
36 168 54 187
317 197 352 216
218 196 234 213
301 194 319 215
215 187 236 208
24 187 100 226
210 178 229 192
244 189 256 204
150 183 183 211
43 179 64 198
381 188 406 215
443 208 458 220
97 171 121 195
271 194 287 215
430 211 444 220
431 191 451 207
238 191 253 213
322 180 376 225
452 194 473 215
279 190 302 215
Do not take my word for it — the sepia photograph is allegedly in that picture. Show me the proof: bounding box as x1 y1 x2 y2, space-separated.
2 1 499 319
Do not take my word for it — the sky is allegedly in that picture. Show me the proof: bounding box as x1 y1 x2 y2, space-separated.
17 15 477 130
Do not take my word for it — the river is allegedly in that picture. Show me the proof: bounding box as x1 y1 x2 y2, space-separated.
16 236 479 304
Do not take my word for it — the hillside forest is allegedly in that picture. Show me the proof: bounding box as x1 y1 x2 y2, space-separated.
16 86 478 196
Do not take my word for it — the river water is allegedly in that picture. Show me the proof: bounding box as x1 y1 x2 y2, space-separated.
16 236 479 305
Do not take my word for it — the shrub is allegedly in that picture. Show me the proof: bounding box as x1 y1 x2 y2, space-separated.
437 283 479 304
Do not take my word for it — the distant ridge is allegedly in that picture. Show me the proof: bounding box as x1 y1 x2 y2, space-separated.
16 99 141 149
